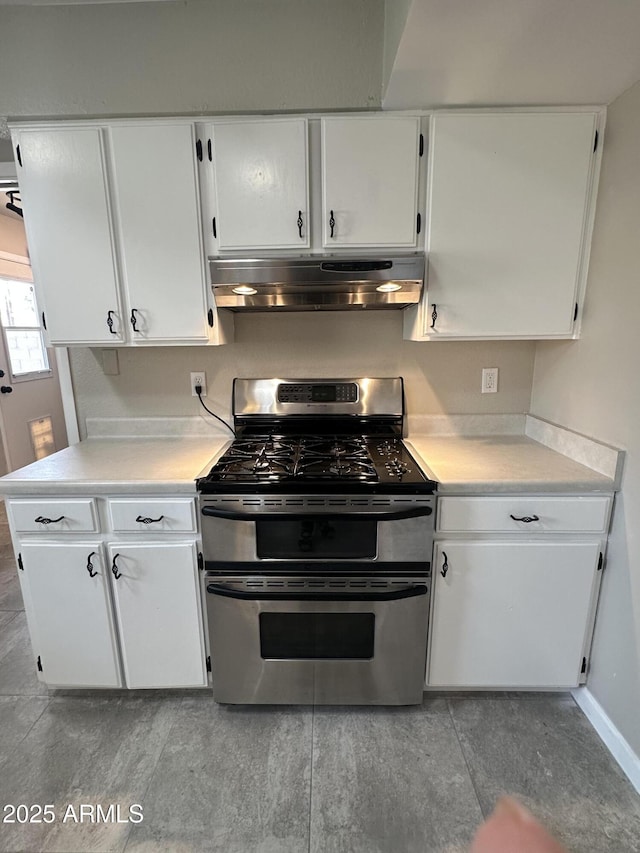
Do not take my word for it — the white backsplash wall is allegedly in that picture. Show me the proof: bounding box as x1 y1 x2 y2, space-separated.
69 312 535 439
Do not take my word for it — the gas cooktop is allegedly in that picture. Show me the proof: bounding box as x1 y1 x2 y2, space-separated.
195 378 437 495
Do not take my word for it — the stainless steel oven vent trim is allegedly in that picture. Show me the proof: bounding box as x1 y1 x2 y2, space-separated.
209 254 425 312
206 576 430 593
200 495 435 512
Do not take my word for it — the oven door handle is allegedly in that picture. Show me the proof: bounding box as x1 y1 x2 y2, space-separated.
200 506 433 521
206 583 428 601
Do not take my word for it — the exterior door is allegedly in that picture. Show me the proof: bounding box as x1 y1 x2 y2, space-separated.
0 275 68 473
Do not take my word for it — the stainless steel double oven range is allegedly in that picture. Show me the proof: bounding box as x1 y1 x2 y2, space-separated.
197 378 437 705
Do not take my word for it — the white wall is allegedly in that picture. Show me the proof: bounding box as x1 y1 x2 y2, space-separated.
531 80 640 756
0 0 383 119
69 312 535 438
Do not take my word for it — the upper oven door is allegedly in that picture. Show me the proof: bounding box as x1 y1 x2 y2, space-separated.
199 496 435 564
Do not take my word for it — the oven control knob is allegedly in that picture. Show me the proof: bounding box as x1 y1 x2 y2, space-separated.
385 459 409 478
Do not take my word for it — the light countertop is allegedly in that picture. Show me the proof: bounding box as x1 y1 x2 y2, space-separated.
406 434 617 494
0 416 620 497
0 437 231 496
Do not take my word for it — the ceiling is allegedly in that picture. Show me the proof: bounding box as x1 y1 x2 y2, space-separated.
384 0 640 108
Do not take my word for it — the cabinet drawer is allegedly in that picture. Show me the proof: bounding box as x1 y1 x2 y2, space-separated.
108 498 196 533
437 495 611 534
8 499 98 533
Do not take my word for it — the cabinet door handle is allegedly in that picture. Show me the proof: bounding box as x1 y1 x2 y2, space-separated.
86 551 98 578
130 309 140 332
510 514 540 523
329 210 335 238
430 304 438 329
440 551 449 578
297 210 303 239
0 386 13 394
107 310 117 335
111 554 122 580
34 515 64 525
135 514 164 524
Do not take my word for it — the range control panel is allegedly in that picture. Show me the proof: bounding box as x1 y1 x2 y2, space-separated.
277 383 359 404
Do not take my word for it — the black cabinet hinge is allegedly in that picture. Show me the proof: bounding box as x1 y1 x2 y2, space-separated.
206 655 211 673
416 212 422 235
581 656 587 674
207 139 212 162
42 311 47 330
197 552 204 571
594 130 599 152
16 144 22 167
419 133 424 157
37 655 43 673
212 217 217 239
573 303 578 322
207 308 214 328
17 553 24 572
597 552 604 571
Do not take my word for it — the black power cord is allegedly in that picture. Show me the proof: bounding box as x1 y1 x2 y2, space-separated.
195 385 235 437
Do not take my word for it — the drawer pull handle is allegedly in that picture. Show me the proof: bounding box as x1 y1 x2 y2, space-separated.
111 554 122 580
430 303 438 329
86 552 98 578
440 551 449 578
135 514 164 524
34 515 65 525
510 514 540 523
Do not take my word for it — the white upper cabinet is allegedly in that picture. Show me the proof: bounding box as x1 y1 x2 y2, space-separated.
108 123 209 342
16 128 123 345
13 120 226 346
406 110 600 340
211 119 310 251
321 116 421 248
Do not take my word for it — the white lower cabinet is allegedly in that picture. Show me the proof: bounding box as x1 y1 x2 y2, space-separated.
19 543 122 688
106 542 207 689
8 495 208 691
428 540 602 689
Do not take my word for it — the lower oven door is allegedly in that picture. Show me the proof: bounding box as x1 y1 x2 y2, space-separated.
205 575 430 705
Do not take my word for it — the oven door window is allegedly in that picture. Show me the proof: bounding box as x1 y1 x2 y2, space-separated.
260 612 375 659
256 518 376 559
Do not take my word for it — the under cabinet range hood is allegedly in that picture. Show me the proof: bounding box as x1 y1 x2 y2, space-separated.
209 254 425 312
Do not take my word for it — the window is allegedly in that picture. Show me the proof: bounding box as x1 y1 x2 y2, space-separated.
0 278 50 378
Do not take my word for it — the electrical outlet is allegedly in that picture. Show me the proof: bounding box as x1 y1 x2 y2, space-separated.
481 367 498 393
190 371 207 397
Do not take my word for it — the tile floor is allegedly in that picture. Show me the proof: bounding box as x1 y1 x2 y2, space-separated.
1 502 639 852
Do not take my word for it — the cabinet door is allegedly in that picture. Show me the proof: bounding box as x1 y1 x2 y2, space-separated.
321 116 420 248
107 542 207 688
428 540 601 688
425 111 598 338
15 128 124 345
212 119 309 250
20 543 122 687
108 123 209 342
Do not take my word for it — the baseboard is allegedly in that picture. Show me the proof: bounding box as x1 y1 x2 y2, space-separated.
572 687 640 794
